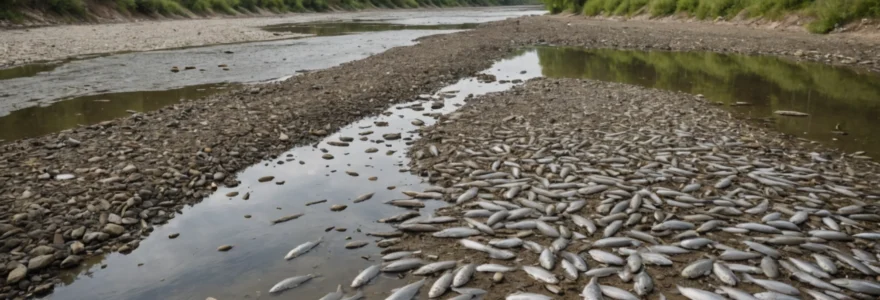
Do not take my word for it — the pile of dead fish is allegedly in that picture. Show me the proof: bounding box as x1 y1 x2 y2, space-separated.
268 81 880 299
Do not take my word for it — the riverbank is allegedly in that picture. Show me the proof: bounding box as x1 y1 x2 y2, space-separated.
0 6 540 67
2 14 880 298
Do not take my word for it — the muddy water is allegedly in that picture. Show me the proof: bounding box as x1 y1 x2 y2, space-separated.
0 83 234 142
262 21 478 36
532 47 880 157
49 52 542 300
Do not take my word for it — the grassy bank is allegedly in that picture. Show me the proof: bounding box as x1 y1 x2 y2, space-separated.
0 0 538 22
543 0 880 33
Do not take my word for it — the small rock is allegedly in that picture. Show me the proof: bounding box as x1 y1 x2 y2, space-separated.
61 255 82 268
345 171 359 176
345 241 368 249
368 176 378 181
330 205 348 212
217 245 233 252
375 121 389 127
258 176 274 182
103 224 125 236
169 233 180 239
27 255 55 271
365 148 378 153
279 133 289 141
382 133 401 140
70 241 85 254
336 228 347 232
310 129 328 136
387 186 396 190
71 227 85 239
214 172 226 181
226 192 239 197
493 272 504 283
322 154 334 160
339 136 354 142
29 245 55 256
411 119 425 126
7 265 27 283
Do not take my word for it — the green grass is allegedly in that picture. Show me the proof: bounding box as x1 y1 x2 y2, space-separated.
1 0 530 21
546 0 880 33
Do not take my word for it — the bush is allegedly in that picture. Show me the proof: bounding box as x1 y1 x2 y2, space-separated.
116 0 138 12
49 0 86 15
136 0 186 15
649 0 675 16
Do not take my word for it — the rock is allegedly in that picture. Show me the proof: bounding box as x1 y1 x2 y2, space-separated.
214 172 226 181
330 205 347 212
61 255 82 268
29 245 55 256
493 272 504 283
107 213 122 224
71 228 85 241
226 192 239 197
27 255 55 271
345 241 368 249
336 228 347 232
34 282 54 295
83 232 109 243
7 265 26 283
795 50 805 56
365 148 378 153
382 133 401 140
368 176 378 181
279 133 289 141
258 176 274 182
244 215 252 218
322 154 334 160
375 121 389 127
70 241 85 254
345 171 359 176
310 129 328 136
327 141 349 147
122 164 138 174
103 224 125 236
411 119 425 126
217 245 233 252
169 233 180 239
339 137 354 142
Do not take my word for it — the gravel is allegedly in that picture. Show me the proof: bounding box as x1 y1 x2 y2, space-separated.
1 14 880 298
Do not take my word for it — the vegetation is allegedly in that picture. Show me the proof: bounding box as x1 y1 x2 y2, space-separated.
543 0 880 33
1 0 540 21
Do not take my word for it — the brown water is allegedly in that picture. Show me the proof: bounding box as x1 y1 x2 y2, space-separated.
0 84 234 143
533 47 880 158
0 63 57 81
49 53 542 300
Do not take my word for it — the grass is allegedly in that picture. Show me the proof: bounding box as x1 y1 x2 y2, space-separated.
545 0 880 33
1 0 531 21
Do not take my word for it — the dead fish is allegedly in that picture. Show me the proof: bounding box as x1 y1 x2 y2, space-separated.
385 279 426 300
561 259 579 280
429 271 453 298
433 227 481 238
681 259 714 278
713 262 738 286
600 285 639 300
414 261 457 276
397 223 440 232
761 257 780 278
489 238 523 249
744 274 800 295
285 237 323 260
382 258 424 272
719 286 760 300
505 293 553 300
676 285 725 300
476 264 517 273
386 199 426 208
340 290 365 300
719 249 762 261
382 251 414 261
539 249 555 269
487 210 510 226
830 279 880 295
652 220 694 231
743 241 780 258
457 188 479 204
535 220 561 237
589 249 624 265
464 218 495 235
581 277 602 300
269 274 318 293
354 192 375 203
351 264 380 288
453 264 476 287
319 284 344 300
522 266 559 284
585 267 622 277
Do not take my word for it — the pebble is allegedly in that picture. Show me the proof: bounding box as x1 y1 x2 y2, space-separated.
169 233 180 239
258 176 274 182
226 192 239 197
365 148 378 153
368 176 378 181
346 171 359 176
493 272 504 283
323 154 334 159
217 245 233 252
331 205 348 212
345 241 369 249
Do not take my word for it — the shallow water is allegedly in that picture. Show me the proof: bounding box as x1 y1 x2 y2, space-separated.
0 83 234 143
49 50 543 300
0 7 545 142
531 46 880 157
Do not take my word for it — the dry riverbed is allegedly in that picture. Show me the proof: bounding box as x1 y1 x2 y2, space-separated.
2 14 880 299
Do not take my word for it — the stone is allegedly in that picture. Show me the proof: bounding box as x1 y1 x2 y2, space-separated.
345 241 368 249
61 255 82 268
217 245 233 252
322 154 334 160
107 213 122 224
83 232 109 243
122 164 138 174
339 137 354 142
103 224 125 236
7 264 27 283
365 148 378 153
493 272 504 283
29 245 55 256
279 133 289 141
71 227 85 239
70 241 85 254
214 172 226 181
330 205 347 212
382 133 401 140
345 171 359 176
258 176 274 182
27 255 55 271
169 233 180 239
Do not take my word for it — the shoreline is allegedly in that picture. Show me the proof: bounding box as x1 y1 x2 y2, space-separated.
2 14 880 298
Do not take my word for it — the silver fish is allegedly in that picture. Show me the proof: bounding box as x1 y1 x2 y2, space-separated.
581 277 602 300
830 279 880 295
585 267 622 277
677 285 725 300
340 290 365 300
505 293 553 300
284 237 323 260
429 271 453 298
414 261 457 275
383 251 414 261
386 279 426 300
319 284 344 300
761 257 780 278
713 262 738 286
719 286 760 300
382 258 425 272
351 265 380 288
634 271 653 296
269 274 317 293
600 285 639 300
354 192 375 203
681 259 714 278
476 264 517 272
744 274 800 295
561 258 579 280
539 248 555 270
522 265 558 284
589 249 624 265
433 227 482 238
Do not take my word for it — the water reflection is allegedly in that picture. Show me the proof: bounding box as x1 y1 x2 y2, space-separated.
0 84 234 142
0 63 57 81
262 21 479 36
534 47 880 157
50 52 543 300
